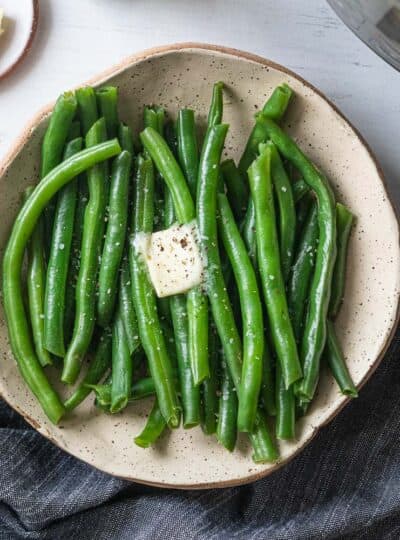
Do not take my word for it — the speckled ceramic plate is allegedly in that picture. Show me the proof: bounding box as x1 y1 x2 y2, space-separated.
0 44 399 489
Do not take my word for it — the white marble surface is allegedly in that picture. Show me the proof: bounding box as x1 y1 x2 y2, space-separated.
1 0 399 207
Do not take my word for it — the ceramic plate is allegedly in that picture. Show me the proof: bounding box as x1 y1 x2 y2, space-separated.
0 0 38 80
0 44 399 489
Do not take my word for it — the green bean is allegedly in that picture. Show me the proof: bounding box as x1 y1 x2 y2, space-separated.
76 87 99 135
207 81 224 127
24 188 52 368
297 398 309 418
275 363 295 439
292 178 310 203
325 321 358 397
324 204 356 397
240 84 293 269
185 86 223 386
185 291 209 385
96 86 118 139
238 84 293 177
216 352 238 452
287 202 319 342
63 122 83 337
65 87 99 337
64 329 112 410
119 258 140 355
230 284 243 336
64 175 88 341
295 192 313 247
118 122 134 155
143 106 158 131
220 159 248 220
140 127 195 222
220 246 231 278
156 107 166 134
3 139 120 423
258 116 337 402
144 106 165 134
130 377 156 399
262 84 293 120
134 399 167 448
201 325 219 435
91 383 112 411
242 200 257 267
329 203 354 318
110 308 133 413
267 141 296 282
140 126 209 385
197 123 277 462
217 192 264 432
163 123 178 224
251 413 279 463
177 109 199 199
117 375 153 400
129 155 180 427
248 146 302 388
90 376 159 411
41 92 78 238
62 118 110 384
144 107 167 231
293 202 355 401
170 294 201 428
183 174 211 388
97 150 132 327
261 344 276 417
163 182 200 429
44 137 82 357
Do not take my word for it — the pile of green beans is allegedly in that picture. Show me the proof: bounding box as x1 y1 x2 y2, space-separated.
2 82 357 461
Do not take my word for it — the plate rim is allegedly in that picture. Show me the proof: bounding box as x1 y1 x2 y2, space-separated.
0 42 399 489
0 0 39 81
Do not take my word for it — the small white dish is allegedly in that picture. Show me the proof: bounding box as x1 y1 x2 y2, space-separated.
0 0 38 80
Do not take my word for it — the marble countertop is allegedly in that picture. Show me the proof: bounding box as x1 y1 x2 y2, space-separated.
1 0 399 208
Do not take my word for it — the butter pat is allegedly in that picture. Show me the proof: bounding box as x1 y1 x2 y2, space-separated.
137 222 204 298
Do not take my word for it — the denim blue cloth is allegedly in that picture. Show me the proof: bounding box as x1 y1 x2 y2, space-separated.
0 331 399 539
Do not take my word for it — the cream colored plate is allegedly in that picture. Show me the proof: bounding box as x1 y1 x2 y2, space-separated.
0 44 399 489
